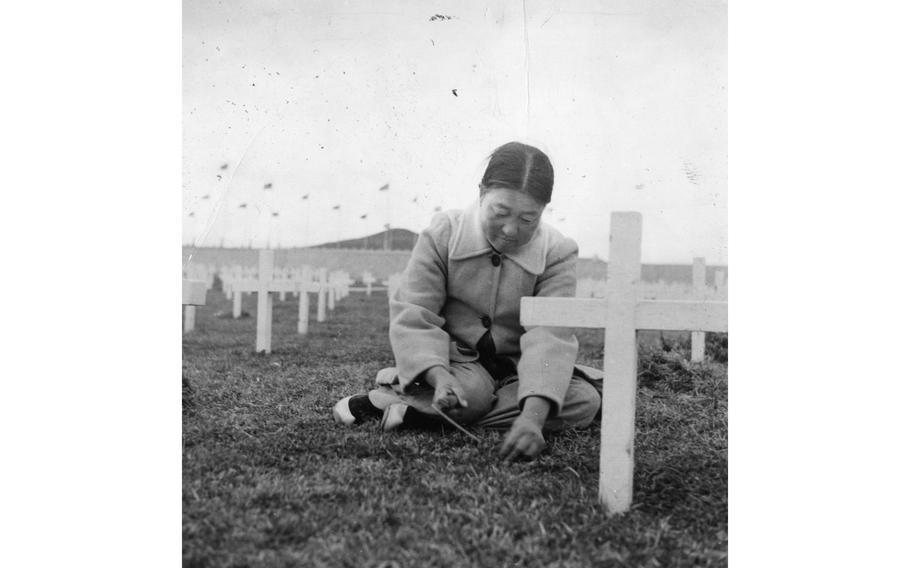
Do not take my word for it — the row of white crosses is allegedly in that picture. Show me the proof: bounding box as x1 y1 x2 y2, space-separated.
227 251 355 353
223 264 319 320
328 270 354 307
351 271 398 297
184 257 394 350
577 265 728 302
520 212 728 515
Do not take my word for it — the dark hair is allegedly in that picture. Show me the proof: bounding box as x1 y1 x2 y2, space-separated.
480 141 554 204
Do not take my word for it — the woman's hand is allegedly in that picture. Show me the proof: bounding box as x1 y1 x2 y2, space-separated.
424 366 468 411
499 415 546 460
499 396 551 460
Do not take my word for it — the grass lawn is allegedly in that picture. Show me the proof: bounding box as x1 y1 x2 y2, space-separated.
183 289 727 567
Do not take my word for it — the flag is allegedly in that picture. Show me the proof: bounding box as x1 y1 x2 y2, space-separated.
360 214 367 219
238 203 247 208
220 163 228 170
332 205 341 210
272 212 280 217
378 183 389 191
264 183 273 189
301 194 309 200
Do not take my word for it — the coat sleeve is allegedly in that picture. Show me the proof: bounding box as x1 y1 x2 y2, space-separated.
516 236 580 414
388 213 452 388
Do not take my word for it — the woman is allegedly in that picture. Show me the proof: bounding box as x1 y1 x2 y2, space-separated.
333 142 602 460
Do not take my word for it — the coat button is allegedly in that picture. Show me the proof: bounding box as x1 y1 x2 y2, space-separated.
481 316 491 328
491 254 501 267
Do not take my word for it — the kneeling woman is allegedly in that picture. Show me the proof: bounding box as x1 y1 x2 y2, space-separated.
333 141 602 460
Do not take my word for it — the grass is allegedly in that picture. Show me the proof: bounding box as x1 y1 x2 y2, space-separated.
183 290 727 567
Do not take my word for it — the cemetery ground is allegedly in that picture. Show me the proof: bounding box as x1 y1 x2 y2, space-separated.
183 289 727 567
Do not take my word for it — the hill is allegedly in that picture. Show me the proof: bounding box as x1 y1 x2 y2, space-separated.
312 228 418 251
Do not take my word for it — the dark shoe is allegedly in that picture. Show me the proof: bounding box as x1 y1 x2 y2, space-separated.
333 394 382 425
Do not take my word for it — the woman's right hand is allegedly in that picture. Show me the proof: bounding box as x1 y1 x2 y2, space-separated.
424 366 468 411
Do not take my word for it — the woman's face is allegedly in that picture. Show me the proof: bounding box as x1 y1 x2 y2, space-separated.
479 187 545 252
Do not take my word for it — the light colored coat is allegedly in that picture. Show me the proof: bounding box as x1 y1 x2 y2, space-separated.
389 199 582 413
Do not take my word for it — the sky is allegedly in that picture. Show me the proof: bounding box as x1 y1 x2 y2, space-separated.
183 0 726 264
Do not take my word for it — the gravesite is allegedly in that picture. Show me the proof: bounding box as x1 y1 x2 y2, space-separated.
182 1 728 566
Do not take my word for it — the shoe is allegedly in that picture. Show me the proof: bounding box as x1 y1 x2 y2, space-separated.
333 394 382 426
380 402 409 432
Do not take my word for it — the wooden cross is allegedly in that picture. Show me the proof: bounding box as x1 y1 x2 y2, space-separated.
228 250 280 352
276 267 289 302
339 272 354 300
231 252 332 351
294 267 321 334
362 271 376 296
327 271 337 312
182 279 207 334
221 265 239 300
520 212 727 515
316 268 328 322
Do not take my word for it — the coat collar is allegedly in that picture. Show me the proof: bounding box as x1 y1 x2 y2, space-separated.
449 199 548 275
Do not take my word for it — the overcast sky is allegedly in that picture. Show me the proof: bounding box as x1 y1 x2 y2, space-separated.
183 0 726 263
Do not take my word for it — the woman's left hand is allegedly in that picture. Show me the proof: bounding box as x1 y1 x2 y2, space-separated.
499 415 546 460
498 396 552 460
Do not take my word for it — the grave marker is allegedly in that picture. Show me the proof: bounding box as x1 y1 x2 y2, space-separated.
317 268 327 322
230 254 332 350
520 212 727 514
229 250 277 353
182 279 207 334
363 271 376 296
295 267 324 335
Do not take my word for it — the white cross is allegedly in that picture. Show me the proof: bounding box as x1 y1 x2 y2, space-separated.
520 212 727 515
315 268 328 323
295 266 327 334
327 271 338 311
230 251 326 353
362 271 376 296
221 265 241 303
182 279 207 334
